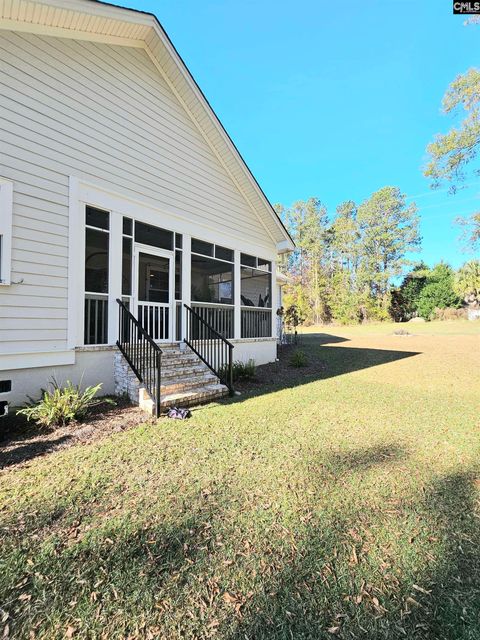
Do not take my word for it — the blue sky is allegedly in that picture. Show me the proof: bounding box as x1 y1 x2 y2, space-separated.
115 0 478 269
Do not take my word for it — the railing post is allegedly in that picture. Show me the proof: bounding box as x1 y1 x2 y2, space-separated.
155 350 161 418
228 344 234 394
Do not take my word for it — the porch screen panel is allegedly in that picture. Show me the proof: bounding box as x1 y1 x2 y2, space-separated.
240 267 271 308
240 255 273 338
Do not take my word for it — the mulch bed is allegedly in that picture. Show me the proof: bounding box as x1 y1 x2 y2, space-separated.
235 344 327 393
0 397 148 472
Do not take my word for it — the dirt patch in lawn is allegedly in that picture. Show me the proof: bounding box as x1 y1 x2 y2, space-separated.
235 344 327 393
0 397 148 471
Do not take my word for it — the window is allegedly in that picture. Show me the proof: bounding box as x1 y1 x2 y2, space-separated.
135 221 173 251
191 238 214 257
84 206 109 344
191 255 234 305
240 253 256 268
215 245 233 262
85 228 109 293
0 179 13 286
86 206 109 230
123 217 133 236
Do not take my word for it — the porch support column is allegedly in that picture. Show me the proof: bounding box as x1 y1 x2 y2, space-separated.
234 249 241 340
270 260 277 339
108 211 122 345
181 234 191 341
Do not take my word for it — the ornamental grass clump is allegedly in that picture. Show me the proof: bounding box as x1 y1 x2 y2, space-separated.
220 359 256 383
17 379 103 428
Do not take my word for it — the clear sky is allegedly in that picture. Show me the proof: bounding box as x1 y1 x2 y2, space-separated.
113 0 478 268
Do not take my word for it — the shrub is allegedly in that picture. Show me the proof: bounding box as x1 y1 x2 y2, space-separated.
220 359 256 383
289 349 308 368
17 379 103 428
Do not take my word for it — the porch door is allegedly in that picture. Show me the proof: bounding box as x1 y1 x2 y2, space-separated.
134 246 174 342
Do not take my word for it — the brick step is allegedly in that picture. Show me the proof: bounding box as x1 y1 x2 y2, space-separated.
125 364 211 379
160 373 218 394
160 383 229 409
162 352 198 362
161 365 211 378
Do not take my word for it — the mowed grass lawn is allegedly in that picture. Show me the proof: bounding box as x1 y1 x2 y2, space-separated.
1 321 479 639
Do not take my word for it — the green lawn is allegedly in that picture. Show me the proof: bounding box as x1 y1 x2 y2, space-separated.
1 321 479 639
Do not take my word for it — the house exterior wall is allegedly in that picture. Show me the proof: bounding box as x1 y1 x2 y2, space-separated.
1 349 116 407
0 29 280 405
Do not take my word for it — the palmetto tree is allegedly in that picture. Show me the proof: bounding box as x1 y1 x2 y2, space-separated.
454 260 480 307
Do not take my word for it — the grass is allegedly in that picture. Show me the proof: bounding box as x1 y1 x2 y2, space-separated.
1 320 479 639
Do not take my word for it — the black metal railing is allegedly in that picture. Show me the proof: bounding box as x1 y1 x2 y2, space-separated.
241 307 272 338
116 298 162 417
84 294 108 345
191 303 234 339
184 303 234 394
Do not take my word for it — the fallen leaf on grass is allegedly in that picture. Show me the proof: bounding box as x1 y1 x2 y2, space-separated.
222 592 238 605
406 596 421 608
412 584 431 595
327 626 340 635
65 626 75 638
18 594 31 602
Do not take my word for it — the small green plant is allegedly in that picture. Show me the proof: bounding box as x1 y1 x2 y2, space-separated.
289 349 308 368
17 379 104 428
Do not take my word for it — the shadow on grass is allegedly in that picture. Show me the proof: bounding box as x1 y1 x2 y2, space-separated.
223 447 480 640
232 333 421 400
0 434 73 470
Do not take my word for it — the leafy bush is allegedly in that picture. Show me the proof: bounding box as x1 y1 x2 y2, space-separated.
289 349 308 368
415 263 462 320
18 379 103 428
220 359 256 383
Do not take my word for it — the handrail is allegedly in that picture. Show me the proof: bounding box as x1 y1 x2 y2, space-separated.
116 298 162 417
184 303 234 394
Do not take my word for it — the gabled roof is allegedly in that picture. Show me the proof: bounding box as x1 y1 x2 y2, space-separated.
0 0 295 252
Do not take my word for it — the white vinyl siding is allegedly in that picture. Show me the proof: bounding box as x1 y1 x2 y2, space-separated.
0 30 276 355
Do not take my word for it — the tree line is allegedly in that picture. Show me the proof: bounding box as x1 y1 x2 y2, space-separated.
276 191 479 325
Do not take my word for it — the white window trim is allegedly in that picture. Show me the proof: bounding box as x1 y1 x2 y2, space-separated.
0 178 13 286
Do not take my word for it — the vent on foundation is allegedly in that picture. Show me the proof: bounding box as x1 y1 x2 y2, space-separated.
0 380 12 394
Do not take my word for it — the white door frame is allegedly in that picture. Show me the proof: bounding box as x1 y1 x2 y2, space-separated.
133 243 175 342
